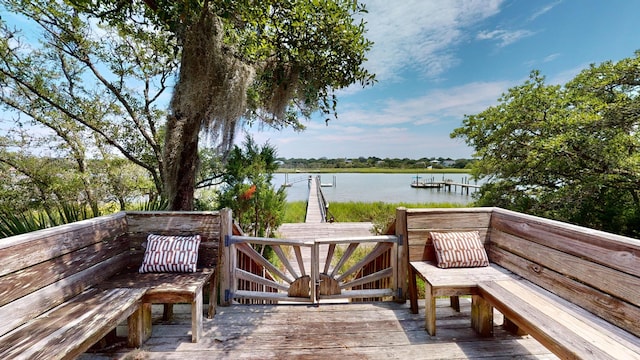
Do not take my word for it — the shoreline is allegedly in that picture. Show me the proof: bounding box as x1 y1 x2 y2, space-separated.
276 167 470 174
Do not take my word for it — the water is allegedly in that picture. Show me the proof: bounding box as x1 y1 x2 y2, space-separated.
274 173 483 204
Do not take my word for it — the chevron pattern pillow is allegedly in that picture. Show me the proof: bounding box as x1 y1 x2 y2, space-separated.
430 231 489 268
139 234 201 273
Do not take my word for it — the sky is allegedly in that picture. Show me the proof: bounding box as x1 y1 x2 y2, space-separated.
247 0 640 160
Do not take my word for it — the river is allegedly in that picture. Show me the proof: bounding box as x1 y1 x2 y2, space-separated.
273 173 483 204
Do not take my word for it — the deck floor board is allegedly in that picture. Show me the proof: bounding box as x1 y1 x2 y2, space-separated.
81 298 557 359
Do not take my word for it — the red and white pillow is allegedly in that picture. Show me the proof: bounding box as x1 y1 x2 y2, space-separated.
430 231 489 268
139 234 201 273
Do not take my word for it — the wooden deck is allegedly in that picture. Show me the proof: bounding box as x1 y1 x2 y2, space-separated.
80 298 557 359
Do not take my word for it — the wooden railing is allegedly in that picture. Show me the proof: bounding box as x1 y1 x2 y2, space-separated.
315 175 330 222
313 235 398 302
220 233 401 304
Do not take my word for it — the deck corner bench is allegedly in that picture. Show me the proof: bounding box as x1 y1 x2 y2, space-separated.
0 213 148 360
99 267 216 343
403 207 640 360
0 210 227 359
408 260 517 336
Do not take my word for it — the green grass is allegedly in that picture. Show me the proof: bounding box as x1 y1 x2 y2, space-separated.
283 201 470 234
283 201 307 223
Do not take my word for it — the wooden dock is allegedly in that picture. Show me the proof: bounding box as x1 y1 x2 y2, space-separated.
412 180 481 195
306 176 325 223
80 298 557 359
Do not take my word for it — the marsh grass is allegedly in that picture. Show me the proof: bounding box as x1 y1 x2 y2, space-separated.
283 201 468 234
283 201 307 223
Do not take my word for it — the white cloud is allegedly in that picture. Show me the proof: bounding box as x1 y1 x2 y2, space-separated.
528 1 562 22
359 0 505 81
543 53 561 63
476 29 535 47
339 81 509 127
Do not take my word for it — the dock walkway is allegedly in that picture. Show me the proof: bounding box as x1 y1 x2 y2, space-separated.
305 176 325 223
281 176 374 275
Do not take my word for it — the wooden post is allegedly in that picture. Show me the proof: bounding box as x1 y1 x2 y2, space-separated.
471 295 493 337
395 207 408 302
424 281 436 336
503 317 527 336
128 303 152 347
408 265 419 314
191 290 203 342
219 208 232 306
127 305 143 348
311 242 318 303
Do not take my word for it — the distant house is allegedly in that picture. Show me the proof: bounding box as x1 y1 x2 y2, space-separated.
442 159 456 167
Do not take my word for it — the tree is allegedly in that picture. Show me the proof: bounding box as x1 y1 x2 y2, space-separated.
216 136 285 237
69 0 375 210
452 52 640 236
0 0 174 209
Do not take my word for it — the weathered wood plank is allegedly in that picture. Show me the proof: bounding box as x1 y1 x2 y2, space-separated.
271 245 299 279
330 242 358 277
80 299 559 359
479 280 640 360
407 228 490 246
337 242 393 282
125 211 221 237
340 267 392 290
0 253 129 337
233 290 312 303
322 243 335 274
410 261 515 295
490 229 640 308
0 238 128 307
0 212 127 277
236 242 293 284
0 288 145 360
320 288 394 300
491 208 640 277
406 208 492 231
471 295 493 337
235 268 288 292
489 245 640 338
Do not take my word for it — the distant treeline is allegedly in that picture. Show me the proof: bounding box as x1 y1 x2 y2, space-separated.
277 157 475 169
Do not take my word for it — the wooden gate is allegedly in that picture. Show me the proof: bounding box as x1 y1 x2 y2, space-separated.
223 234 400 304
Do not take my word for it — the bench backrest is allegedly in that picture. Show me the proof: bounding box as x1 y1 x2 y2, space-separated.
0 212 130 337
0 210 227 338
405 207 493 262
124 211 223 270
488 207 640 338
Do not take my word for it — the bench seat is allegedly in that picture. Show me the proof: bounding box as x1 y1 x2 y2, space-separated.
478 279 640 360
100 268 215 343
408 260 516 335
0 288 146 360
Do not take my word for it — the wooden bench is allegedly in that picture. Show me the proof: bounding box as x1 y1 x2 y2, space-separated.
404 208 497 335
0 210 227 358
0 213 148 360
408 261 516 335
402 207 640 359
111 211 224 343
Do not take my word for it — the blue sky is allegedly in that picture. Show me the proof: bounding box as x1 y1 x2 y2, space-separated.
249 0 640 160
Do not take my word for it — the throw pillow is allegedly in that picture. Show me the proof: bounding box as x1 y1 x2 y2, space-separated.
139 234 201 273
430 231 489 268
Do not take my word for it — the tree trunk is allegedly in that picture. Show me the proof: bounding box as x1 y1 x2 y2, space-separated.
163 113 200 210
161 11 252 210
